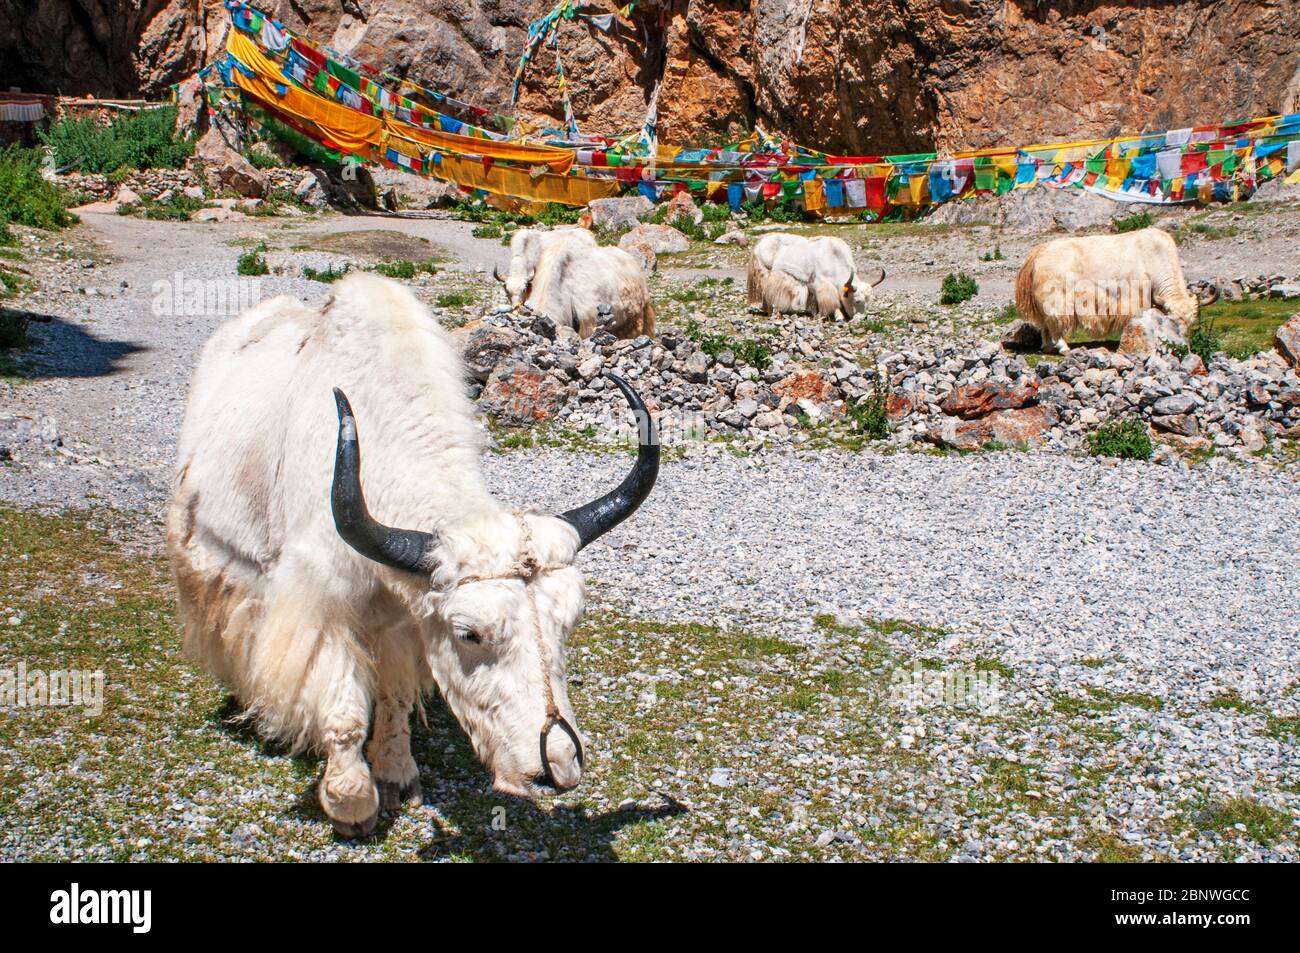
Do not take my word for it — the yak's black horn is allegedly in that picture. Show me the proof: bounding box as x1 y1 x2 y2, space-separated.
331 388 440 574
560 374 659 550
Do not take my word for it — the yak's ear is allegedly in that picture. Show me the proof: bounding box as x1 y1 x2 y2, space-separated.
842 283 853 295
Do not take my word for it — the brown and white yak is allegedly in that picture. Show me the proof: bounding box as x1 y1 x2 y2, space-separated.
167 272 659 836
1014 227 1217 354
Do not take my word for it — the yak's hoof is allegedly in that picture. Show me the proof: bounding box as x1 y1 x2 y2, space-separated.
377 778 423 812
331 810 378 840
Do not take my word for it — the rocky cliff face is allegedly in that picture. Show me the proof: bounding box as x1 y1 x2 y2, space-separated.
3 0 1297 154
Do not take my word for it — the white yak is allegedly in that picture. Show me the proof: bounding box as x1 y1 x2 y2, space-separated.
167 272 659 836
747 233 885 320
507 237 655 338
1015 227 1216 354
493 227 596 308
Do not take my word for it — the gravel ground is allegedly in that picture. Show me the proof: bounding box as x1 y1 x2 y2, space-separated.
1 207 1296 861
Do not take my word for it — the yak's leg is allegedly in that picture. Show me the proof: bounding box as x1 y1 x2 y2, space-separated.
318 663 379 838
1052 336 1071 355
369 691 422 811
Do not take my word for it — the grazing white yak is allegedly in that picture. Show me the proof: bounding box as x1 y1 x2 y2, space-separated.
747 233 885 320
493 227 596 308
504 237 655 339
167 272 659 837
1015 227 1216 354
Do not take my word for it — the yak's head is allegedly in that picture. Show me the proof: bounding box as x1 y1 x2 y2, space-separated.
842 267 886 317
492 263 531 309
329 375 658 798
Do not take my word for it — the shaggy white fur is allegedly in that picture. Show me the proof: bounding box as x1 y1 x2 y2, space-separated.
525 239 654 338
747 232 882 319
1015 227 1209 354
496 227 596 308
167 272 588 834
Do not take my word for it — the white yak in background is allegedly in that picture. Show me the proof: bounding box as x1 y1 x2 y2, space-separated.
493 227 596 308
747 233 885 320
167 272 659 836
504 236 655 339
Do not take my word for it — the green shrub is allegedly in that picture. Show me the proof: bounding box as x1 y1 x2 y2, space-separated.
0 146 75 231
141 194 206 221
1087 416 1152 460
0 307 29 346
41 105 193 174
980 245 1004 261
1112 210 1152 233
236 245 269 277
940 271 978 305
472 224 502 240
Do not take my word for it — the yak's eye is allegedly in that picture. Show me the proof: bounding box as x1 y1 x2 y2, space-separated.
456 627 484 645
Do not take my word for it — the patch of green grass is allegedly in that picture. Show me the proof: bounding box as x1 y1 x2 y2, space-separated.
1198 798 1291 846
236 245 269 277
436 290 475 309
1265 714 1300 742
1086 416 1152 461
371 259 439 280
992 302 1019 325
1112 210 1152 233
303 263 350 283
1198 298 1295 359
1082 830 1148 862
1080 657 1108 669
940 271 978 305
974 656 1016 680
471 224 502 240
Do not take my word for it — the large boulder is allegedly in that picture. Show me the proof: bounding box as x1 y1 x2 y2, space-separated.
618 223 690 254
1000 318 1042 350
454 322 526 384
1274 314 1300 369
588 195 654 231
940 379 1039 419
928 404 1059 451
192 127 266 198
662 190 703 227
480 360 569 425
1119 309 1186 356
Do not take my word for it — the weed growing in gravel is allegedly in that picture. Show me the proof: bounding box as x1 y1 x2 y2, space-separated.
846 379 890 441
236 245 269 277
940 271 978 305
979 245 1005 261
683 319 773 371
1112 210 1153 233
1086 416 1152 460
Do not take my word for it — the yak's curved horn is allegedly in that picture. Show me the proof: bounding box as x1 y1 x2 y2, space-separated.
870 267 886 287
560 374 659 550
331 388 440 574
492 264 504 284
1196 282 1219 307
